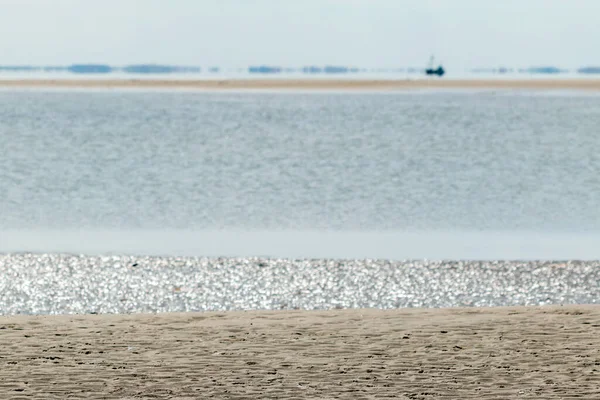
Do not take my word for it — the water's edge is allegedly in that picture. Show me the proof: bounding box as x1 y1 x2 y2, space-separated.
2 230 600 260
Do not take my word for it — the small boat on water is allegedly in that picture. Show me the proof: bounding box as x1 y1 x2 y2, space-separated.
425 56 445 77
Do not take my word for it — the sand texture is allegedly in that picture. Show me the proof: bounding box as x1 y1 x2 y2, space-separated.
1 306 599 399
2 78 600 91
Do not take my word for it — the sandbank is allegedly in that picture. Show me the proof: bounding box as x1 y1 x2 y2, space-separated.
1 305 599 398
1 78 600 91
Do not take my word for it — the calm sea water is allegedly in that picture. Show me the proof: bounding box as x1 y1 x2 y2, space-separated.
2 89 600 259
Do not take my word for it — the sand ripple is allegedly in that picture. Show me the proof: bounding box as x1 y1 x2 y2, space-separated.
1 306 599 398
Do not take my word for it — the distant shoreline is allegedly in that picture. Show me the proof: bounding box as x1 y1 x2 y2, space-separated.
2 78 600 90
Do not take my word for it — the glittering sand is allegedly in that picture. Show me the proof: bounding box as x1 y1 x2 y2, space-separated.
1 305 599 399
2 78 600 91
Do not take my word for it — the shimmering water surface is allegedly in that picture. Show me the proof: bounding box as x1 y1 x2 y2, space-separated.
1 255 598 314
2 89 600 259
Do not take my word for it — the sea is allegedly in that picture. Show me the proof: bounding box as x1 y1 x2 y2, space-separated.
2 82 600 261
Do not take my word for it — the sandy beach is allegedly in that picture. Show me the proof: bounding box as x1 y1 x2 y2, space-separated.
1 305 599 399
2 78 600 91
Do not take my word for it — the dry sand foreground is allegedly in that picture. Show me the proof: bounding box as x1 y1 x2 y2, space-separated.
1 306 599 399
2 78 600 91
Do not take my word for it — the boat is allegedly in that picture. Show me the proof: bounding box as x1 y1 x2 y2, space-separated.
425 56 445 77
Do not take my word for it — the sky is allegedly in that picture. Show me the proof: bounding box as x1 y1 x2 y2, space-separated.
1 0 599 70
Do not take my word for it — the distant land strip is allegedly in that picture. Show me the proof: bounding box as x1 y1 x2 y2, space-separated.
2 79 600 90
1 64 600 75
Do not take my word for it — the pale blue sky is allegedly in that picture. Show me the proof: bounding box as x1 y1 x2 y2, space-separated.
1 0 599 69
